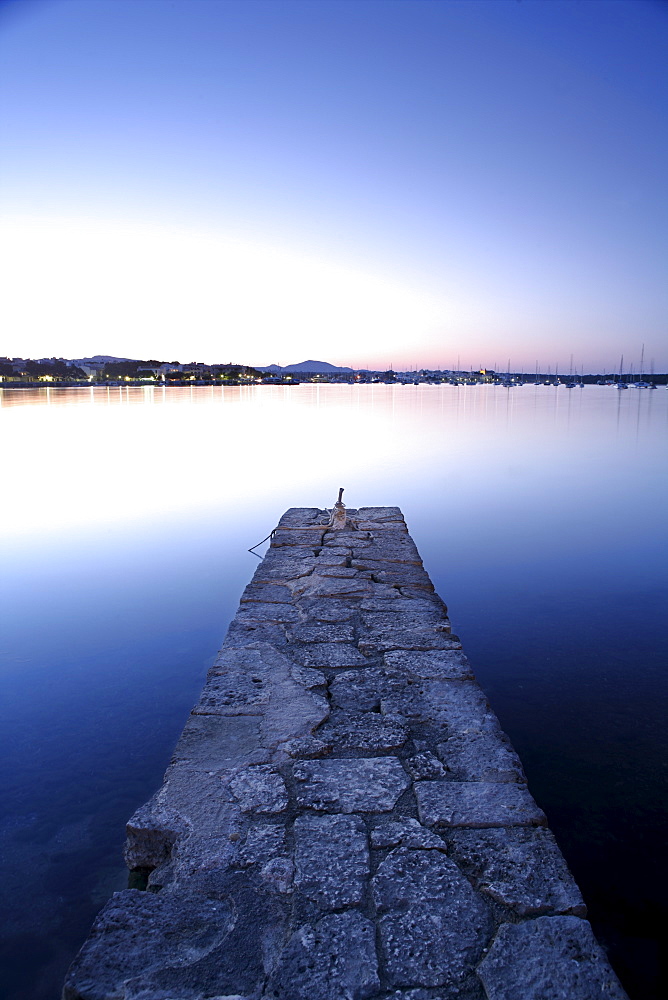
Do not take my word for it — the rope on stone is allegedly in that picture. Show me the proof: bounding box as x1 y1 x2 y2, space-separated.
248 528 276 557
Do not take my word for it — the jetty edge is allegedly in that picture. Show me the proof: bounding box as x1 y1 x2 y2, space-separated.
63 504 628 1000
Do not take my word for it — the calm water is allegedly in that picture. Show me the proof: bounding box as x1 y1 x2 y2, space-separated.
1 384 666 1000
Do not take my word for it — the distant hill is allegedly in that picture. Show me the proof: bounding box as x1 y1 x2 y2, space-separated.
257 360 353 374
73 355 137 364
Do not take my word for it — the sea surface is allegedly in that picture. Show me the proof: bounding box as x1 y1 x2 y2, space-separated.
0 383 666 1000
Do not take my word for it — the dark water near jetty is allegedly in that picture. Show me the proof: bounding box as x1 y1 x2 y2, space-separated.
1 383 666 999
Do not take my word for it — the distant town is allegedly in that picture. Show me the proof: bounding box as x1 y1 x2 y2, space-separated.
0 355 665 387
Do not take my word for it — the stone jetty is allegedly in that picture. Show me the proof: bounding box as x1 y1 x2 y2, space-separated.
63 504 628 1000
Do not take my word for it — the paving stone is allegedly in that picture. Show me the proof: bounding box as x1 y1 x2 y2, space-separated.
381 679 500 731
384 648 473 680
253 553 316 582
318 566 361 578
365 595 444 615
289 622 357 643
271 528 325 547
437 732 526 783
290 665 327 688
477 916 628 999
258 855 295 894
358 563 433 586
277 507 327 527
234 602 301 625
194 661 271 716
316 546 352 559
278 735 333 758
449 827 586 916
222 620 288 648
405 751 448 780
294 814 369 907
324 529 372 542
266 910 380 1000
228 766 288 814
240 582 293 604
62 890 236 1000
355 520 408 532
200 645 330 744
373 848 491 988
317 714 408 751
415 781 547 828
370 818 445 850
329 667 387 710
357 594 406 612
356 505 405 521
293 758 410 812
361 611 446 633
296 598 359 622
352 552 422 570
360 628 457 655
169 713 261 771
295 574 373 598
236 824 287 869
295 642 368 668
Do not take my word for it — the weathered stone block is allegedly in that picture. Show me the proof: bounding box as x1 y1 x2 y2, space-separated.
353 535 422 563
293 758 410 812
222 620 287 648
373 848 491 988
236 824 288 869
477 916 628 999
295 574 372 598
356 505 404 521
276 507 326 528
62 890 236 1000
271 528 325 547
449 827 586 916
405 751 448 780
316 713 408 751
415 781 547 828
294 814 369 907
381 678 499 731
289 622 357 644
252 552 316 581
289 664 327 688
278 735 333 758
295 597 359 622
228 765 288 814
193 669 269 716
234 602 301 624
295 642 368 668
359 626 457 656
266 911 380 1000
370 818 445 850
437 731 526 783
384 648 473 680
240 582 293 603
170 713 261 771
329 667 387 711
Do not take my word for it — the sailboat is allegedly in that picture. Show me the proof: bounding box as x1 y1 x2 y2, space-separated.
617 355 628 389
636 345 650 388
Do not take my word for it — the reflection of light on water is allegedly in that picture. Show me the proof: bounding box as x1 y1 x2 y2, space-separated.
1 386 666 551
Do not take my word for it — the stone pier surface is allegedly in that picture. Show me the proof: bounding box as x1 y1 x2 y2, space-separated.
63 507 627 1000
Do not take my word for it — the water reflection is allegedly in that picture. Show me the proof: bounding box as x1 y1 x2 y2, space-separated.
0 385 666 999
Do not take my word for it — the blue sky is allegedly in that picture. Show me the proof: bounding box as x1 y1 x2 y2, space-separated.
1 0 666 371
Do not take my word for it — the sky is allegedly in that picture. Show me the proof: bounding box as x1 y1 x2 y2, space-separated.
0 0 666 372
